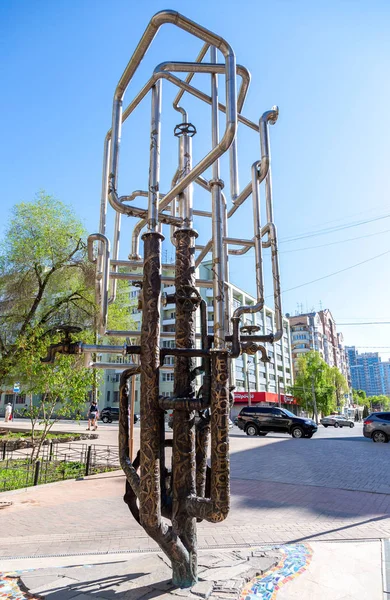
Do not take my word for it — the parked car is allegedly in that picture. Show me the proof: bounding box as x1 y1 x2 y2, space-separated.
320 415 354 428
363 412 390 443
100 407 139 424
236 406 317 438
167 412 233 429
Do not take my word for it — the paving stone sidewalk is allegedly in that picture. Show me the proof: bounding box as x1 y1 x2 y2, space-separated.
1 541 384 600
1 472 390 559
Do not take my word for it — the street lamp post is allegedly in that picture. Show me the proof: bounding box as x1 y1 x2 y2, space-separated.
277 377 282 408
311 376 319 425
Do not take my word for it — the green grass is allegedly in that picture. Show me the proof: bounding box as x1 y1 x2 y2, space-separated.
0 458 116 491
0 432 84 441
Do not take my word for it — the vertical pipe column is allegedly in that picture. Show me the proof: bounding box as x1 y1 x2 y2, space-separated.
148 81 162 232
210 46 226 351
178 133 193 228
251 162 264 305
139 231 164 530
139 79 164 531
171 117 198 586
209 349 230 520
98 136 110 275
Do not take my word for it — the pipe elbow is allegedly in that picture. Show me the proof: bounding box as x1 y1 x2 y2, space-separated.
220 120 237 153
257 157 270 183
150 9 179 28
108 188 126 215
273 329 283 343
260 105 279 126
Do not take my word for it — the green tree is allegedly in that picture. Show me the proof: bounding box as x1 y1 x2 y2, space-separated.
369 395 390 410
329 366 349 410
352 389 369 407
289 351 348 419
0 192 96 384
14 328 95 460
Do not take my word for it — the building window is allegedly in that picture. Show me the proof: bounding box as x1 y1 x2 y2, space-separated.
113 391 119 403
162 373 175 382
15 394 25 404
162 340 175 348
106 390 110 404
235 379 244 388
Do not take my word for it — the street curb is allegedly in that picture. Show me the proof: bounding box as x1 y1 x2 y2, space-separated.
382 539 390 598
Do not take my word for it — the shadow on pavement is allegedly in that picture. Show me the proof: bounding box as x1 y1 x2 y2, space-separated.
22 568 175 600
287 513 390 544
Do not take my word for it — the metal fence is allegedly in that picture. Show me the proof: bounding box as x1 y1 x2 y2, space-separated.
0 443 120 492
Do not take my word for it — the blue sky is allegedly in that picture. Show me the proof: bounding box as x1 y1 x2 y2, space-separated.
1 0 389 358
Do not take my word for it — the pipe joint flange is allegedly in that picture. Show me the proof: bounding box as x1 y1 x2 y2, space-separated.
240 341 259 356
174 122 197 137
176 285 202 310
240 325 261 335
162 292 176 306
208 178 225 189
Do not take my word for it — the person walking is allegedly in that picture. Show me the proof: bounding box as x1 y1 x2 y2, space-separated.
87 401 99 431
4 402 12 423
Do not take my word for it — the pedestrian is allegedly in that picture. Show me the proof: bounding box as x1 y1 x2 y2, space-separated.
4 402 12 423
87 401 99 431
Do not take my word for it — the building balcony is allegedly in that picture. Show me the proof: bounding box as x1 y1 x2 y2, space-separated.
162 319 176 325
163 286 175 295
164 303 176 311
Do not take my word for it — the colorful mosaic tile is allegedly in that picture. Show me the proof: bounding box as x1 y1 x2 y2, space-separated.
240 543 313 600
0 573 41 600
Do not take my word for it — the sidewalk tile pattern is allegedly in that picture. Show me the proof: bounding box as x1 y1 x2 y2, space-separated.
240 544 312 600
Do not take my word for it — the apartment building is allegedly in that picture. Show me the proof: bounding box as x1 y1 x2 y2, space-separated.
100 261 294 414
346 347 390 397
287 309 349 382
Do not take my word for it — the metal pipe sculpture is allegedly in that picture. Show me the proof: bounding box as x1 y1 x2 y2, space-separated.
43 10 284 588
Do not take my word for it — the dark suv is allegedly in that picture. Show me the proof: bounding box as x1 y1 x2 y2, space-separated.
236 406 317 438
100 407 139 424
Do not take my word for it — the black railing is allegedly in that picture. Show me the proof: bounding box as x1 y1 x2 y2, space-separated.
0 443 120 492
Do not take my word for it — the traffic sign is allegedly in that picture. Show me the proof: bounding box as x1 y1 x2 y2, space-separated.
13 382 20 393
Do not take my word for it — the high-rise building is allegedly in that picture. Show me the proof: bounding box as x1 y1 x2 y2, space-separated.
345 347 387 397
380 360 390 396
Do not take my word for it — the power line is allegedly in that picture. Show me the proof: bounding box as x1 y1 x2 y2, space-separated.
338 322 390 326
279 213 390 244
270 249 390 296
309 204 390 229
279 228 390 254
